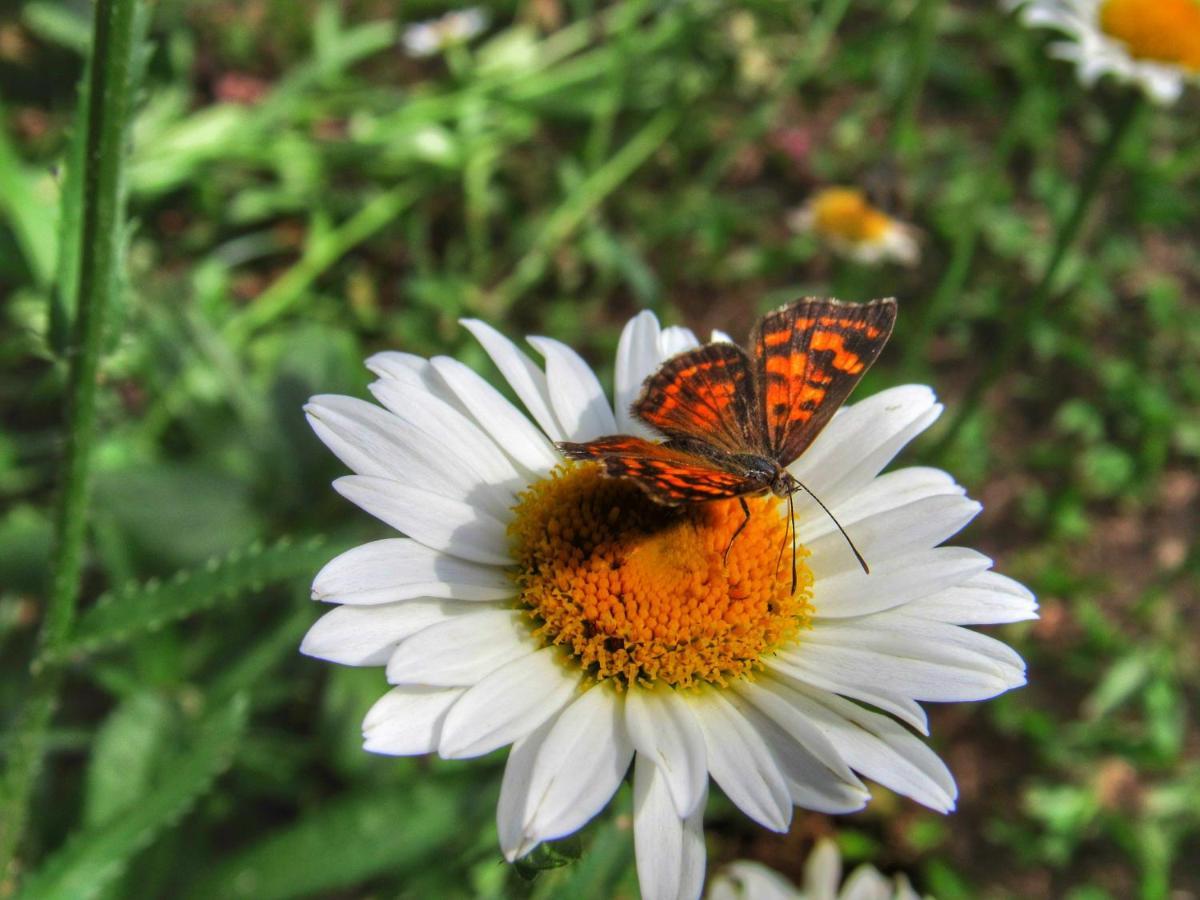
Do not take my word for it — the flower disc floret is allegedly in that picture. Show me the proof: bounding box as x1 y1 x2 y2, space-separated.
510 464 812 689
1099 0 1200 70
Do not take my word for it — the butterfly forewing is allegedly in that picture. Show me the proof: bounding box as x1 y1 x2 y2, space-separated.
632 341 765 455
558 435 759 505
751 297 896 466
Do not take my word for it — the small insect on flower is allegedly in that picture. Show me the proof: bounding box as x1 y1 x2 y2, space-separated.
708 838 921 900
401 7 489 58
789 188 920 267
1005 0 1200 104
560 298 897 591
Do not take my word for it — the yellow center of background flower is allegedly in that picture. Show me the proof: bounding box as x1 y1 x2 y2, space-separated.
810 187 893 243
1100 0 1200 71
510 464 812 689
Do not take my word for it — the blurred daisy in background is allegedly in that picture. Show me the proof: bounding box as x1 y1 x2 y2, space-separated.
402 8 488 58
302 311 1033 900
1005 0 1200 103
708 839 921 900
789 188 920 267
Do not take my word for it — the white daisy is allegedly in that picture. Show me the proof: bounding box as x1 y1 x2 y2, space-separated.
401 8 488 58
708 839 921 900
789 188 920 268
1005 0 1200 104
301 311 1035 900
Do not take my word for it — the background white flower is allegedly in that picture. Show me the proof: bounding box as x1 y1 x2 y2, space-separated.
789 188 920 267
1005 0 1200 104
402 8 488 58
302 311 1036 900
708 839 921 900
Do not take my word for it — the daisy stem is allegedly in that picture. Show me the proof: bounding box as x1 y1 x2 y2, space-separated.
0 0 141 880
931 90 1147 459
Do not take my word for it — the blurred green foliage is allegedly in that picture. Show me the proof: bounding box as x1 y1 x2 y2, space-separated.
1 0 1198 897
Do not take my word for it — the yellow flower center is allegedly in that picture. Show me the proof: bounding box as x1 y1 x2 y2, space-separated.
809 188 893 244
510 464 812 689
1099 0 1200 71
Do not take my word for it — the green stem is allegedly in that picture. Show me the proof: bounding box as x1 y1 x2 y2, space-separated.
891 0 942 158
0 0 141 884
931 91 1146 458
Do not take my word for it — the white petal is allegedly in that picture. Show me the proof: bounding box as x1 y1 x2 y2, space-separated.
803 837 843 900
811 547 993 619
362 685 465 755
710 329 734 343
498 717 557 861
633 754 707 900
307 396 485 503
366 379 524 508
461 318 565 441
766 662 929 735
526 336 616 441
804 494 981 580
386 608 534 686
726 693 868 814
614 311 663 435
790 385 941 502
841 866 894 900
429 355 559 475
300 599 473 666
709 862 797 900
733 679 856 783
776 635 1017 703
522 686 633 844
439 648 580 759
781 679 958 813
691 691 791 832
905 570 1038 624
312 539 514 604
333 476 511 566
365 351 437 389
658 326 700 358
625 683 708 817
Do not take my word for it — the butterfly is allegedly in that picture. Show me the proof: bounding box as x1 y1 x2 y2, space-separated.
558 297 897 587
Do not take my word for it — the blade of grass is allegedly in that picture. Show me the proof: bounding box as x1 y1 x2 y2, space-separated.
0 0 142 884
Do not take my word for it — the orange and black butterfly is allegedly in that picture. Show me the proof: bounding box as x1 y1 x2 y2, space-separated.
559 297 897 585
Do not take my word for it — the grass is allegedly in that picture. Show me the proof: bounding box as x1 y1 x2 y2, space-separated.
1 1 1198 897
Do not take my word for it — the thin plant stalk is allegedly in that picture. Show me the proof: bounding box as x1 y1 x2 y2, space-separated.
0 0 141 883
891 0 943 157
931 91 1146 457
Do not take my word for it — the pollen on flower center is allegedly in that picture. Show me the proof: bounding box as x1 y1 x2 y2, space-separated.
1099 0 1200 71
509 463 812 689
810 187 893 243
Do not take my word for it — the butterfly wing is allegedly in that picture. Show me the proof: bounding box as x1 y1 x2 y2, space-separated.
558 435 758 505
751 297 897 466
631 341 764 454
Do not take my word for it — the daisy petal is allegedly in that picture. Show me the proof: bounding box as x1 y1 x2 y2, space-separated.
614 311 663 435
658 326 700 357
767 662 929 735
522 686 634 844
790 385 941 502
498 717 557 861
905 570 1039 624
386 609 534 686
734 680 856 783
312 539 514 605
811 547 993 619
692 692 791 832
526 336 617 441
625 683 708 818
333 476 511 565
301 600 473 666
439 649 580 759
461 318 565 441
364 351 437 389
633 754 707 900
783 680 958 813
362 685 465 756
430 356 560 475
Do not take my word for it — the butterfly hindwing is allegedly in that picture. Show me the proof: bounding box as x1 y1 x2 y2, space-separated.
558 435 758 505
751 297 897 466
631 341 764 455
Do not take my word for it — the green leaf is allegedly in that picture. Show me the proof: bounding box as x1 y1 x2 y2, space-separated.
47 535 343 663
17 697 247 900
83 692 172 827
188 783 465 900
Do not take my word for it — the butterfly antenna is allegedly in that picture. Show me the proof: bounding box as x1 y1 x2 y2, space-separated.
790 479 870 574
788 490 797 594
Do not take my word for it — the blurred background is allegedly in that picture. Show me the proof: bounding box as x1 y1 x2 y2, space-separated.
1 1 1198 897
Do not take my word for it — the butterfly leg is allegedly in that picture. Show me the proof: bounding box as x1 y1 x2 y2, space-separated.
723 497 752 565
